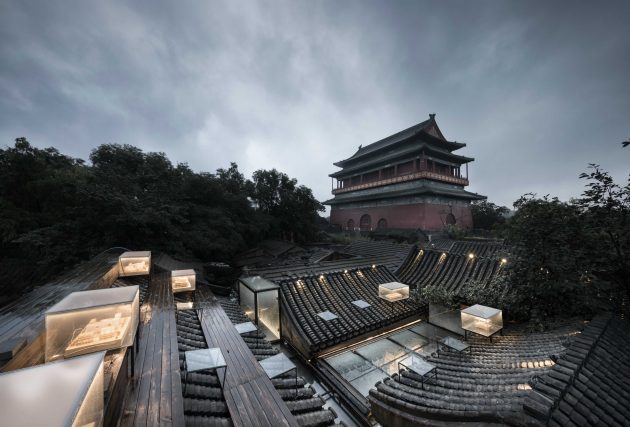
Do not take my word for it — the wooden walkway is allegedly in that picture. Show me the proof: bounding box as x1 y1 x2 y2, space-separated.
118 271 185 427
0 249 122 371
196 288 299 427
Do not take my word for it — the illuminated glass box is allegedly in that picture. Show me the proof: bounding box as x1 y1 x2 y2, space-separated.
0 351 105 427
118 251 151 277
238 276 280 341
45 286 140 362
172 269 196 293
378 282 410 302
461 304 503 337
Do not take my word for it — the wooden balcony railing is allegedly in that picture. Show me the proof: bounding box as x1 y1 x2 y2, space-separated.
332 170 469 194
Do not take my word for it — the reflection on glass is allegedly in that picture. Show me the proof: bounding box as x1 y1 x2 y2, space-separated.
257 290 280 340
326 351 375 382
239 282 255 321
45 287 140 362
349 369 389 397
389 330 429 351
355 340 406 367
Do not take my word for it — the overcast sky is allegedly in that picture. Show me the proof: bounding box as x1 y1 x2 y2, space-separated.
1 1 629 212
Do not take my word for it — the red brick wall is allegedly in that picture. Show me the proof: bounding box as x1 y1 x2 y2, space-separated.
330 202 473 231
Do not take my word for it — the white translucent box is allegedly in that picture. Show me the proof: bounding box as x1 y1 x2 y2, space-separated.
45 286 140 362
378 282 410 302
238 276 280 341
461 304 503 337
0 351 105 427
171 269 196 293
118 251 151 277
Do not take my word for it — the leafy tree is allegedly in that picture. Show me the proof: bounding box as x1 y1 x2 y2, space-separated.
250 169 324 242
471 200 509 231
576 164 630 294
0 139 324 297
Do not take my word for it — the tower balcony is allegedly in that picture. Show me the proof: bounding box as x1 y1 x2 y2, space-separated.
332 170 469 195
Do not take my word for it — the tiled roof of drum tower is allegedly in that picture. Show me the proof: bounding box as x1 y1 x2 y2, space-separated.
369 319 587 426
278 265 425 354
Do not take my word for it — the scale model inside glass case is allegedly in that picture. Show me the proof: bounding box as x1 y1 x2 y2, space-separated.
118 251 151 277
171 269 196 293
45 286 140 362
378 282 410 302
0 351 105 427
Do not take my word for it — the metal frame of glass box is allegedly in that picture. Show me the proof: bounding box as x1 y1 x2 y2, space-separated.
378 282 410 302
0 351 105 427
460 304 503 340
238 276 280 341
118 251 151 277
45 286 140 362
171 269 196 293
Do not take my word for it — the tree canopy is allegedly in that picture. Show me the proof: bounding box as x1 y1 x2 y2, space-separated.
0 138 324 297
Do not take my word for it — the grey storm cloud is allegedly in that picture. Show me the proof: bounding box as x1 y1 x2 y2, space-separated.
1 0 629 211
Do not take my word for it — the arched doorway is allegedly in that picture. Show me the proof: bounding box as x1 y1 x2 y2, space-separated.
360 214 371 231
446 213 456 225
347 219 355 230
377 218 388 229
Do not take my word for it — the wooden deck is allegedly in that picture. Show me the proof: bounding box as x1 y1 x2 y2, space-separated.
0 249 122 371
118 271 185 427
196 287 299 427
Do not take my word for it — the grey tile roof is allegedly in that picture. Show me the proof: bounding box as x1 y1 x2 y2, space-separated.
523 313 630 426
369 320 585 425
278 266 425 353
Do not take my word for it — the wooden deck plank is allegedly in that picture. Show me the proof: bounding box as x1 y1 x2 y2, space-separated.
119 271 185 427
197 292 298 427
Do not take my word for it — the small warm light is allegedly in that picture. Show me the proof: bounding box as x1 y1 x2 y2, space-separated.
372 264 376 269
468 253 475 259
501 258 507 264
517 384 532 390
344 270 348 274
319 275 325 280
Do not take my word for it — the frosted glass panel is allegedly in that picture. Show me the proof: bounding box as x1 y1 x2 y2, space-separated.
326 351 375 382
0 352 104 427
257 289 280 340
355 340 406 367
239 282 255 321
45 287 139 362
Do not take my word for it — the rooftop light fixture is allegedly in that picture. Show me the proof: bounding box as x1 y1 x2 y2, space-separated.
468 253 475 259
344 270 348 274
320 275 325 280
501 258 507 264
372 264 376 269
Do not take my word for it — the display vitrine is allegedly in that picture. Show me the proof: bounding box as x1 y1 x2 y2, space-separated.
238 276 280 341
0 351 105 427
45 286 140 362
461 304 503 338
118 251 151 277
171 269 196 293
378 282 410 302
